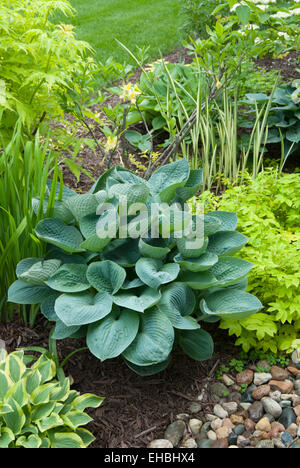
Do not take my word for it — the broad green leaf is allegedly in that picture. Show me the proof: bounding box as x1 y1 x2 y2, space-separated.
135 258 179 289
121 278 145 290
50 377 70 402
31 402 56 422
86 260 126 294
176 236 208 258
55 291 113 326
41 293 60 321
5 353 26 382
102 238 141 267
64 192 107 220
203 214 222 236
7 281 52 305
37 414 64 433
122 308 174 366
3 397 26 435
87 307 140 361
157 283 199 330
178 270 218 290
209 257 253 287
148 159 190 202
200 289 263 320
45 264 89 293
174 252 218 272
123 357 171 376
35 219 85 253
207 231 248 256
71 394 104 412
51 432 85 448
206 211 238 232
179 329 214 361
75 428 95 448
108 182 150 205
112 287 161 312
17 258 61 285
138 238 170 259
236 4 251 25
30 383 58 406
0 369 12 399
0 427 15 448
175 169 203 202
5 380 28 407
52 320 81 340
80 235 112 252
16 434 42 449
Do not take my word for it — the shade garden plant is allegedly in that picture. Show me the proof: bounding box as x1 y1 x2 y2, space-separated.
8 160 262 375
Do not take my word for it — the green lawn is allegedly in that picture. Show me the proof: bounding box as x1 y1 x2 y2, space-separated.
65 0 183 65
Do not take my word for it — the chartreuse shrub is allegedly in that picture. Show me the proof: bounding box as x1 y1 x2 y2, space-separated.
198 170 300 355
8 160 262 375
0 348 103 448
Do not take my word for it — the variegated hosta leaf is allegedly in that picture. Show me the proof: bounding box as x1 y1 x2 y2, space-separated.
207 231 248 256
0 427 15 448
157 283 199 330
200 289 263 320
87 307 140 361
112 287 161 313
86 260 126 294
135 258 180 289
45 264 89 293
35 218 85 253
55 291 113 327
122 308 174 366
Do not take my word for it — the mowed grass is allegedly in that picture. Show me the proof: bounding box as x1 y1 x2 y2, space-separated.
64 0 183 65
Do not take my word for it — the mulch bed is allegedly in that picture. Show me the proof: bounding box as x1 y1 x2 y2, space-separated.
0 318 238 448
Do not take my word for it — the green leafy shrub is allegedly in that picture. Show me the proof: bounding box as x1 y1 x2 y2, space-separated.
0 348 103 448
180 0 228 38
8 160 262 375
199 170 300 354
240 80 300 159
0 0 91 138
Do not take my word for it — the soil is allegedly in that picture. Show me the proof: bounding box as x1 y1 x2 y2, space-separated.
0 317 238 448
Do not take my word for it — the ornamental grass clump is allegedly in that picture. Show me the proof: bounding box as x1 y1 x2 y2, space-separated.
8 160 262 375
0 349 103 448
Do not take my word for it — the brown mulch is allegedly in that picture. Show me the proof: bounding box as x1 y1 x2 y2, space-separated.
0 317 238 448
255 51 299 82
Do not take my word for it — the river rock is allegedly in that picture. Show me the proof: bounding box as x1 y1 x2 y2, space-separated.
236 369 254 385
222 402 238 415
253 372 272 386
164 420 186 446
278 408 297 428
214 404 228 419
269 380 294 393
189 419 203 435
252 384 270 400
270 366 290 381
248 401 264 422
255 417 271 432
261 397 282 419
148 439 173 448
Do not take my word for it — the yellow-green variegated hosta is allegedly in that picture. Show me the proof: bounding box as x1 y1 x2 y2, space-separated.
0 349 103 448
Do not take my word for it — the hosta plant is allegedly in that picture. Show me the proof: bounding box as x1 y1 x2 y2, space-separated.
8 160 262 375
0 349 103 448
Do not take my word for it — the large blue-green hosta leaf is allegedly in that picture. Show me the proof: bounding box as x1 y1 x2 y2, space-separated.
112 287 161 313
8 281 52 305
123 357 171 376
41 293 60 321
122 308 174 366
208 257 253 287
102 238 141 267
45 264 89 293
206 211 238 232
148 159 190 202
174 169 203 203
87 307 139 361
138 238 170 259
176 237 208 259
17 259 61 284
52 320 81 340
157 283 199 330
55 291 113 326
64 191 107 220
179 329 214 361
200 289 263 320
207 231 248 256
177 270 218 290
174 252 218 272
35 219 85 254
86 261 126 294
135 258 179 289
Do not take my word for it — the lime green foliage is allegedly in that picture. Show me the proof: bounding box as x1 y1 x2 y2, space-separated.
200 170 300 354
0 0 91 137
59 0 182 68
0 349 103 448
7 160 262 375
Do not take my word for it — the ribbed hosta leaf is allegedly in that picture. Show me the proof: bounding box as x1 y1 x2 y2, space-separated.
8 281 52 305
157 283 199 330
207 231 248 256
175 169 203 202
17 259 61 284
35 219 85 253
178 271 218 290
121 278 145 290
176 236 208 258
135 258 179 289
102 239 141 267
122 308 174 366
207 211 238 232
174 252 218 272
32 198 74 224
86 261 126 294
64 191 107 220
108 183 150 205
179 329 214 361
123 357 171 376
200 289 263 320
55 291 113 326
41 293 60 321
148 159 190 202
138 238 170 259
87 307 139 361
209 257 253 287
112 287 161 313
45 264 89 293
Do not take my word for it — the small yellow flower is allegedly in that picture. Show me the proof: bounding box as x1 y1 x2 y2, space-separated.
121 82 141 104
216 78 222 89
104 136 118 152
